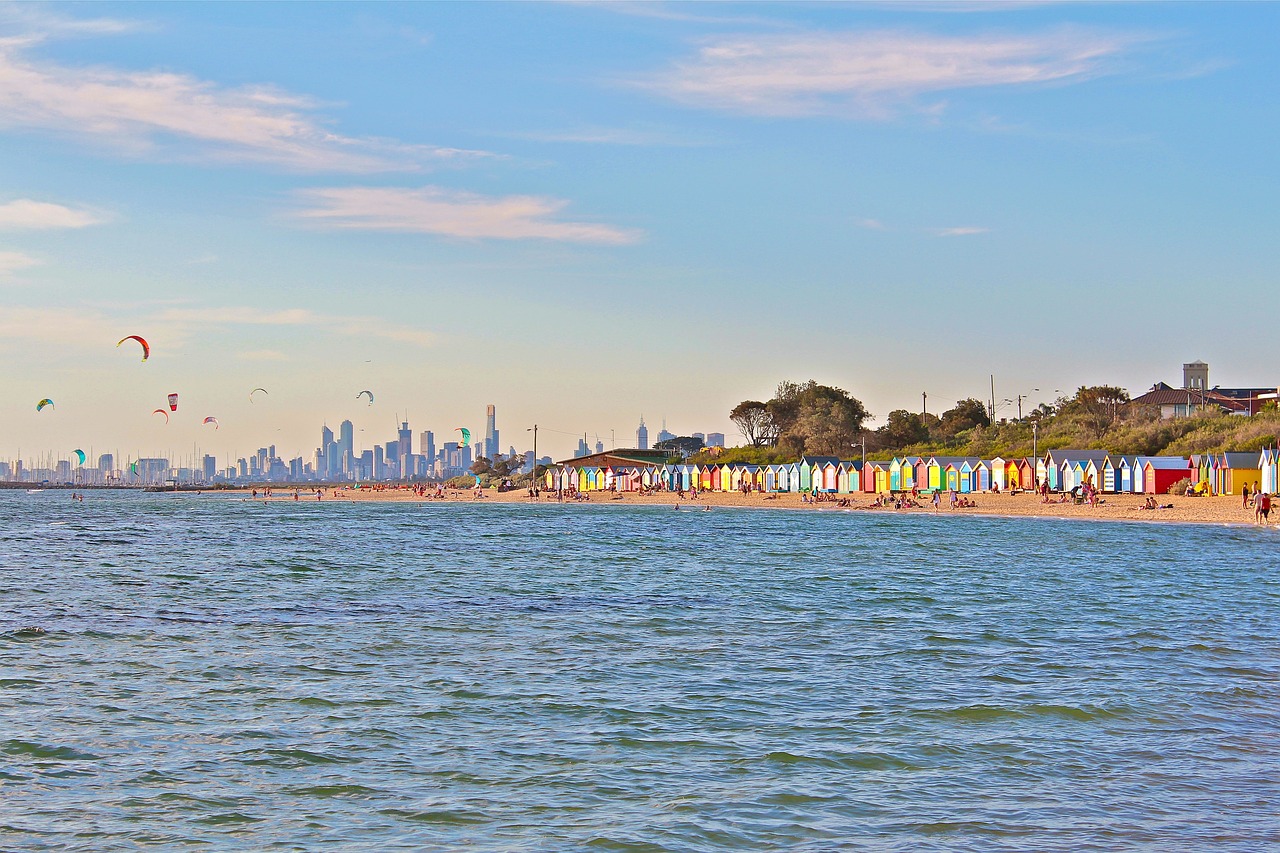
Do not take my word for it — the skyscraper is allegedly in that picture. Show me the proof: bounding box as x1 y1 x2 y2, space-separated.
485 405 499 461
398 421 412 463
657 418 675 444
420 431 435 470
636 416 649 450
339 420 354 458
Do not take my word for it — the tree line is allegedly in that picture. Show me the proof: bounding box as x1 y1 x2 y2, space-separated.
693 380 1277 465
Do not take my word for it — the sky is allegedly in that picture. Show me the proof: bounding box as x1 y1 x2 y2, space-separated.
2 1 1278 464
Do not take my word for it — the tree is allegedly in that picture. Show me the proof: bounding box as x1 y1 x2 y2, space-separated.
730 400 775 447
491 454 523 477
878 409 929 449
1061 385 1130 439
937 398 991 441
469 457 493 476
772 381 870 456
655 435 705 457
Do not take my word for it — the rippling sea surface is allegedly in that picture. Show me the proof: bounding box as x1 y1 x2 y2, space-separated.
2 491 1278 851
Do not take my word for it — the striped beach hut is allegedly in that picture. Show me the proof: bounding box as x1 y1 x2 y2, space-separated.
1214 453 1260 496
1015 458 1035 491
837 461 862 493
1259 449 1277 494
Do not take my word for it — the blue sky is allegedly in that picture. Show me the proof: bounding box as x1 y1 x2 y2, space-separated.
1 2 1277 463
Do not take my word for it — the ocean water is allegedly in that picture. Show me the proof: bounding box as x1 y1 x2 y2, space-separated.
2 491 1277 851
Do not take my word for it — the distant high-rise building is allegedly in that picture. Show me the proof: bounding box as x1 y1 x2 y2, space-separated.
636 416 649 450
692 432 705 443
339 420 354 459
98 453 113 472
398 421 412 465
202 455 216 481
321 424 334 450
420 431 435 470
574 436 590 458
595 439 604 454
657 419 675 444
706 433 725 448
485 405 499 463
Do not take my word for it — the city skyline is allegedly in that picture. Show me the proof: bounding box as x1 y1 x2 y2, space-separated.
3 4 1279 460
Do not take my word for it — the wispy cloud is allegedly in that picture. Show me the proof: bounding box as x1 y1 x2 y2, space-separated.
0 250 40 275
153 305 436 347
935 226 990 236
0 199 107 229
292 186 642 244
586 2 796 28
857 218 887 230
236 349 291 362
0 302 434 349
644 29 1142 118
514 125 712 147
0 24 491 172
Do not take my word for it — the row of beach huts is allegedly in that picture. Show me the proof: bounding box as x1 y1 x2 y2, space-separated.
547 449 1280 496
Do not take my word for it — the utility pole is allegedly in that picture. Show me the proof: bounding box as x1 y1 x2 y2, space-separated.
527 425 538 489
922 392 927 416
989 374 996 420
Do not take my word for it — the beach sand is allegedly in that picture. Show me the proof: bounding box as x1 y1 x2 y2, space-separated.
250 486 1272 528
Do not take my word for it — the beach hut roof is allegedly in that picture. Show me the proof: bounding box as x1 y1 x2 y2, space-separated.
800 455 841 466
1220 452 1260 467
927 455 971 465
1142 456 1190 469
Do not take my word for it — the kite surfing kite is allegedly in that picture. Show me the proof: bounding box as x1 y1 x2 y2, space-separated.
357 390 374 405
36 399 54 412
117 333 151 358
73 449 86 465
116 335 150 362
249 388 268 402
152 409 169 424
202 416 219 430
130 462 138 475
456 427 470 447
167 393 179 412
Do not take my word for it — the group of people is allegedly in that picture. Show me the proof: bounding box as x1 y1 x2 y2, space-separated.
1241 483 1272 523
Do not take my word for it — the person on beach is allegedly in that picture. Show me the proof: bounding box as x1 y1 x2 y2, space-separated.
1256 491 1270 524
1242 483 1250 509
931 491 941 512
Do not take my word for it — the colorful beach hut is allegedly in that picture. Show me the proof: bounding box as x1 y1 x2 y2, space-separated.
1214 453 1260 496
1143 457 1191 494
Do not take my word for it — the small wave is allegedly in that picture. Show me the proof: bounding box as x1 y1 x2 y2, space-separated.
379 807 490 825
194 812 264 826
283 784 383 799
240 747 353 766
2 739 99 761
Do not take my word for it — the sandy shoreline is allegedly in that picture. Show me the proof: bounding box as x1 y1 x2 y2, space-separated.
235 487 1274 529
